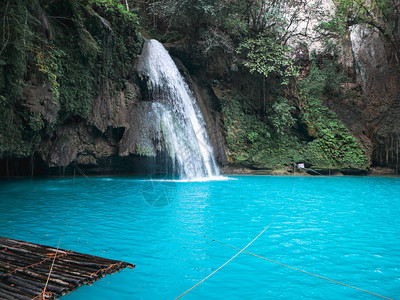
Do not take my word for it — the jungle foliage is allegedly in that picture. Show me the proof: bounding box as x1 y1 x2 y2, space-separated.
221 91 304 168
139 0 301 80
220 53 368 170
321 0 400 65
0 0 141 158
298 54 367 168
0 0 374 171
138 0 369 169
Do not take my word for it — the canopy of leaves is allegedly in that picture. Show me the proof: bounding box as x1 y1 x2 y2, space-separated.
320 0 400 64
237 35 300 85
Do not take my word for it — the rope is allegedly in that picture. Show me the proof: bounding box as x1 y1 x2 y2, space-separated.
74 165 91 180
40 233 63 298
175 205 284 299
196 233 392 300
1 250 71 277
89 261 123 277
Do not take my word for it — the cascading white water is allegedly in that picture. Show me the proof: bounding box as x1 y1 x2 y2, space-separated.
137 39 220 179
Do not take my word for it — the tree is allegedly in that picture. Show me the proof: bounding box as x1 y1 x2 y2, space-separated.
333 0 400 64
237 35 300 84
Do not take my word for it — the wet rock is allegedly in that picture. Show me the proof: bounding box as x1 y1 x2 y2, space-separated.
23 85 59 125
118 102 162 157
350 24 400 169
39 122 116 167
89 81 141 133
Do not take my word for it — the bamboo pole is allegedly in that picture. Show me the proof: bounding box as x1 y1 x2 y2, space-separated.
0 237 134 299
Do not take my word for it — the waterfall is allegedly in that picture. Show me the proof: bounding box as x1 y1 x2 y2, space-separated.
137 39 220 179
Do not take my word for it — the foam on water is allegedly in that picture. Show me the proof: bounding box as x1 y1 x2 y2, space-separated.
138 39 220 180
147 176 232 183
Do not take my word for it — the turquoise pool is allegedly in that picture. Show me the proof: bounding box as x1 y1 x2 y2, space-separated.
0 176 399 299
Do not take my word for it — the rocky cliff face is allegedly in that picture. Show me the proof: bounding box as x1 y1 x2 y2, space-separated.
0 1 146 176
350 25 400 170
279 2 400 174
1 1 399 176
320 24 400 173
1 78 147 176
0 45 226 177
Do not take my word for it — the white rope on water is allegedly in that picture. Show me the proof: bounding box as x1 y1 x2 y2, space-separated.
198 233 393 300
175 204 285 299
177 172 391 300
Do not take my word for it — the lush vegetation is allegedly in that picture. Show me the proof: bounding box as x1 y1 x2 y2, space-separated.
136 0 369 170
298 54 367 168
323 0 400 65
0 0 141 158
1 0 381 171
220 52 368 170
221 90 303 168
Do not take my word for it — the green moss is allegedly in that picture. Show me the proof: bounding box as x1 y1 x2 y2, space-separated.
221 92 304 168
298 54 368 169
221 93 269 163
0 0 142 158
300 95 368 168
49 0 142 120
137 143 153 156
220 65 368 170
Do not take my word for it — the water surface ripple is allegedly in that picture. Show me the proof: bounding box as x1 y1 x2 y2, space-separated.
0 176 399 299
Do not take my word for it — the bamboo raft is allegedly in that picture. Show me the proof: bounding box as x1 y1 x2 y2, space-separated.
0 237 135 299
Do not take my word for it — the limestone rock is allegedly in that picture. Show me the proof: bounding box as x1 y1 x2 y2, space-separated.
89 81 141 133
23 85 59 125
118 102 162 157
40 122 116 167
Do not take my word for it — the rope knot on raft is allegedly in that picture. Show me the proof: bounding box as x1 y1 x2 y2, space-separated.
0 237 135 299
